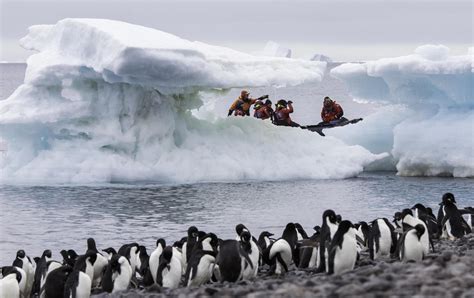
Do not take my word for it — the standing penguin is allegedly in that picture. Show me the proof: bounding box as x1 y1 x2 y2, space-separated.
86 238 108 288
354 221 370 252
12 250 35 297
183 226 199 268
316 210 339 273
43 265 73 298
0 266 23 298
239 230 259 280
63 249 97 297
31 249 52 296
437 192 457 229
102 248 117 261
216 239 244 282
411 204 439 239
401 209 431 255
257 231 274 254
118 243 139 278
368 218 396 260
440 201 472 239
155 246 182 289
297 228 321 269
149 238 166 284
102 254 133 293
184 233 218 287
396 224 426 262
266 223 297 275
327 220 358 275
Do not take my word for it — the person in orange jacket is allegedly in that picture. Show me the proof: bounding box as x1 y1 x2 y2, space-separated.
273 99 300 127
228 90 269 117
254 99 274 121
321 96 344 124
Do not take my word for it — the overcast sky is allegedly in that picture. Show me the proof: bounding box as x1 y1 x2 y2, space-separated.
1 0 472 61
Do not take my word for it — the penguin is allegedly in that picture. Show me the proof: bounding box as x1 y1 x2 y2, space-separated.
43 265 73 298
102 254 132 293
235 224 249 240
297 227 321 269
184 233 218 287
12 250 35 297
401 209 431 255
216 239 243 282
440 201 472 239
393 212 403 229
354 221 370 252
61 250 76 267
102 248 117 261
155 246 182 289
183 226 199 267
396 224 425 262
63 250 97 298
86 238 108 288
0 266 23 298
327 220 358 275
266 223 297 275
462 207 474 229
294 223 309 240
149 238 166 284
316 210 339 273
239 230 259 280
136 245 149 278
411 203 439 239
70 250 97 287
437 192 457 229
118 242 139 278
257 231 274 253
32 249 53 296
368 218 396 260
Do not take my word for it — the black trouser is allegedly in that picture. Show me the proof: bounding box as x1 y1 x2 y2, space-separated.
274 119 300 127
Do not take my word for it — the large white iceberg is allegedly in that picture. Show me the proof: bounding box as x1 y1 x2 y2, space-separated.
0 19 382 184
330 45 474 177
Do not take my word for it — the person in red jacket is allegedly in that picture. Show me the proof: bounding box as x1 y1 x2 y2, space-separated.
321 96 344 124
254 99 274 121
273 99 300 127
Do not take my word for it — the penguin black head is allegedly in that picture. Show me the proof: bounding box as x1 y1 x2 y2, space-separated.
393 212 402 221
442 193 456 205
138 245 148 256
282 223 298 247
197 231 207 240
156 238 166 249
68 249 78 260
313 225 321 233
33 257 40 265
412 203 427 212
235 224 249 236
202 233 219 249
42 249 52 259
337 220 355 234
259 231 274 238
87 238 98 252
109 254 123 273
414 224 426 239
85 249 98 265
173 237 186 249
187 226 199 238
401 209 414 218
322 210 337 225
1 266 22 283
240 230 252 244
161 246 173 263
16 250 26 259
336 214 342 223
102 247 117 256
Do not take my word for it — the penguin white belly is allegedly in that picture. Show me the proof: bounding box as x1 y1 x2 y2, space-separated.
377 221 392 257
242 242 259 280
113 262 132 293
418 222 430 254
162 256 182 289
188 254 215 287
333 234 357 275
23 260 35 297
269 239 292 275
41 261 62 289
0 274 20 298
443 220 456 240
402 232 424 262
172 247 185 272
75 272 92 298
308 246 318 268
92 253 108 287
14 267 27 298
149 247 164 284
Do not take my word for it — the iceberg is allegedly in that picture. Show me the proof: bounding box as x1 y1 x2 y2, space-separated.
330 45 474 177
0 18 382 184
310 54 333 63
262 41 292 58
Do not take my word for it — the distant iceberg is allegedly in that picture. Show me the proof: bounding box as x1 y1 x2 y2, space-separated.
262 41 292 58
310 54 333 63
330 45 474 177
0 19 382 184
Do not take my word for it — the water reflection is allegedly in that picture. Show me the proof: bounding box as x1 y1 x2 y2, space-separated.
1 173 472 264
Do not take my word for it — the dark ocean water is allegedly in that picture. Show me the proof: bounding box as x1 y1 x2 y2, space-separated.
0 63 472 265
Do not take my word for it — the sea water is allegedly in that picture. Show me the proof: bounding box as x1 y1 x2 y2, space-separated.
0 64 472 265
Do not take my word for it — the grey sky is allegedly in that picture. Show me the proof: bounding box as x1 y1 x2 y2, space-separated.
1 0 472 61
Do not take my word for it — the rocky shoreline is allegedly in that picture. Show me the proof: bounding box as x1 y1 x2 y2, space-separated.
94 234 474 297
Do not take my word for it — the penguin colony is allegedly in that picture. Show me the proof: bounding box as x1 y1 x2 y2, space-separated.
1 192 472 297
